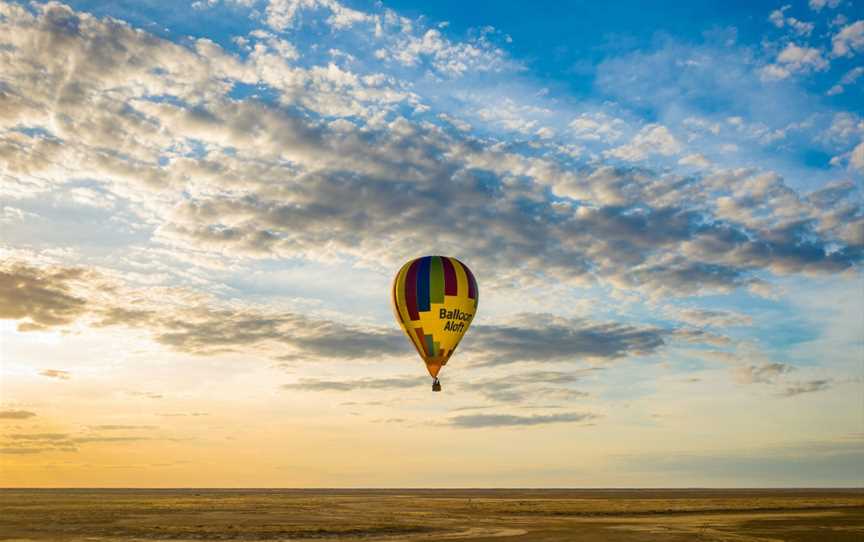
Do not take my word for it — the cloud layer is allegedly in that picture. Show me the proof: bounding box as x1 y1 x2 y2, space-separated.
1 1 860 306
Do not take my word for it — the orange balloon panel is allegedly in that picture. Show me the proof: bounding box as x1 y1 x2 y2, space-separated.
392 256 479 378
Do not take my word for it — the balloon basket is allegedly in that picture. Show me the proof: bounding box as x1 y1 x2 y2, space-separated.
432 378 442 392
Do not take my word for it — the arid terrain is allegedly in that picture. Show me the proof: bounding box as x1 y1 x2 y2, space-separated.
1 488 862 541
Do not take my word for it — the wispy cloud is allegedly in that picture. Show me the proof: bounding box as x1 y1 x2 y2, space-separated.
283 375 423 391
87 425 157 431
39 369 71 380
780 379 833 397
463 370 595 403
5 433 69 441
448 412 598 428
0 410 36 420
831 20 864 57
126 391 164 400
733 362 794 385
1 428 178 455
0 264 91 332
0 447 51 455
470 315 666 366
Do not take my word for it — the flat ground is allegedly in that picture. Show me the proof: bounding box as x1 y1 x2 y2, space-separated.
1 488 862 541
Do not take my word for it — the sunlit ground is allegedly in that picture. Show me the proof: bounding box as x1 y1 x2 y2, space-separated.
1 488 862 541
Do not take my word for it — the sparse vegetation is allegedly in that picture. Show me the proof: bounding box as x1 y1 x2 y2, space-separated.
1 489 862 541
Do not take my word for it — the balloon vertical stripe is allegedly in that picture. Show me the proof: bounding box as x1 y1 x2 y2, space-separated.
391 270 399 322
395 262 412 325
405 259 420 320
442 257 457 295
394 264 405 323
465 264 477 301
452 258 469 299
430 256 444 304
417 256 431 312
414 327 428 356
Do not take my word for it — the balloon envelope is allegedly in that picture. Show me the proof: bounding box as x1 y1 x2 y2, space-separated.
392 256 478 378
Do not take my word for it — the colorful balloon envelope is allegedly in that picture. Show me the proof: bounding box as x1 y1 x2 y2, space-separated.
392 256 478 391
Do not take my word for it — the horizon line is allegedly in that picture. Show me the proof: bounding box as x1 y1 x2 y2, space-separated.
3 487 863 491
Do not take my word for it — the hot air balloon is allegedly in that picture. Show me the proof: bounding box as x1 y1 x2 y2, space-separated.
392 256 479 392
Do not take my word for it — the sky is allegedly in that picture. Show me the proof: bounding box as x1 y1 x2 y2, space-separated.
0 0 862 488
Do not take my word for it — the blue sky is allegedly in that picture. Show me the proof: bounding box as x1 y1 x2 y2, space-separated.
0 0 862 487
38 0 864 190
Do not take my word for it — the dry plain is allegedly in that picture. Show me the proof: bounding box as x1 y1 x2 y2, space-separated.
1 489 862 542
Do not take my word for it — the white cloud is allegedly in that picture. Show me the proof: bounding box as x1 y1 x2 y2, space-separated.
678 153 711 168
569 113 626 142
192 0 220 10
850 141 864 174
826 66 864 95
821 112 864 143
376 27 508 77
761 43 829 80
759 64 791 81
825 115 864 173
535 126 555 139
769 6 815 37
668 307 752 328
475 99 551 135
733 362 792 384
682 117 721 136
776 43 828 69
788 18 815 37
809 0 841 11
326 1 371 29
605 124 682 161
437 113 472 132
769 6 789 28
832 20 864 57
265 0 370 32
831 14 848 27
265 0 311 31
